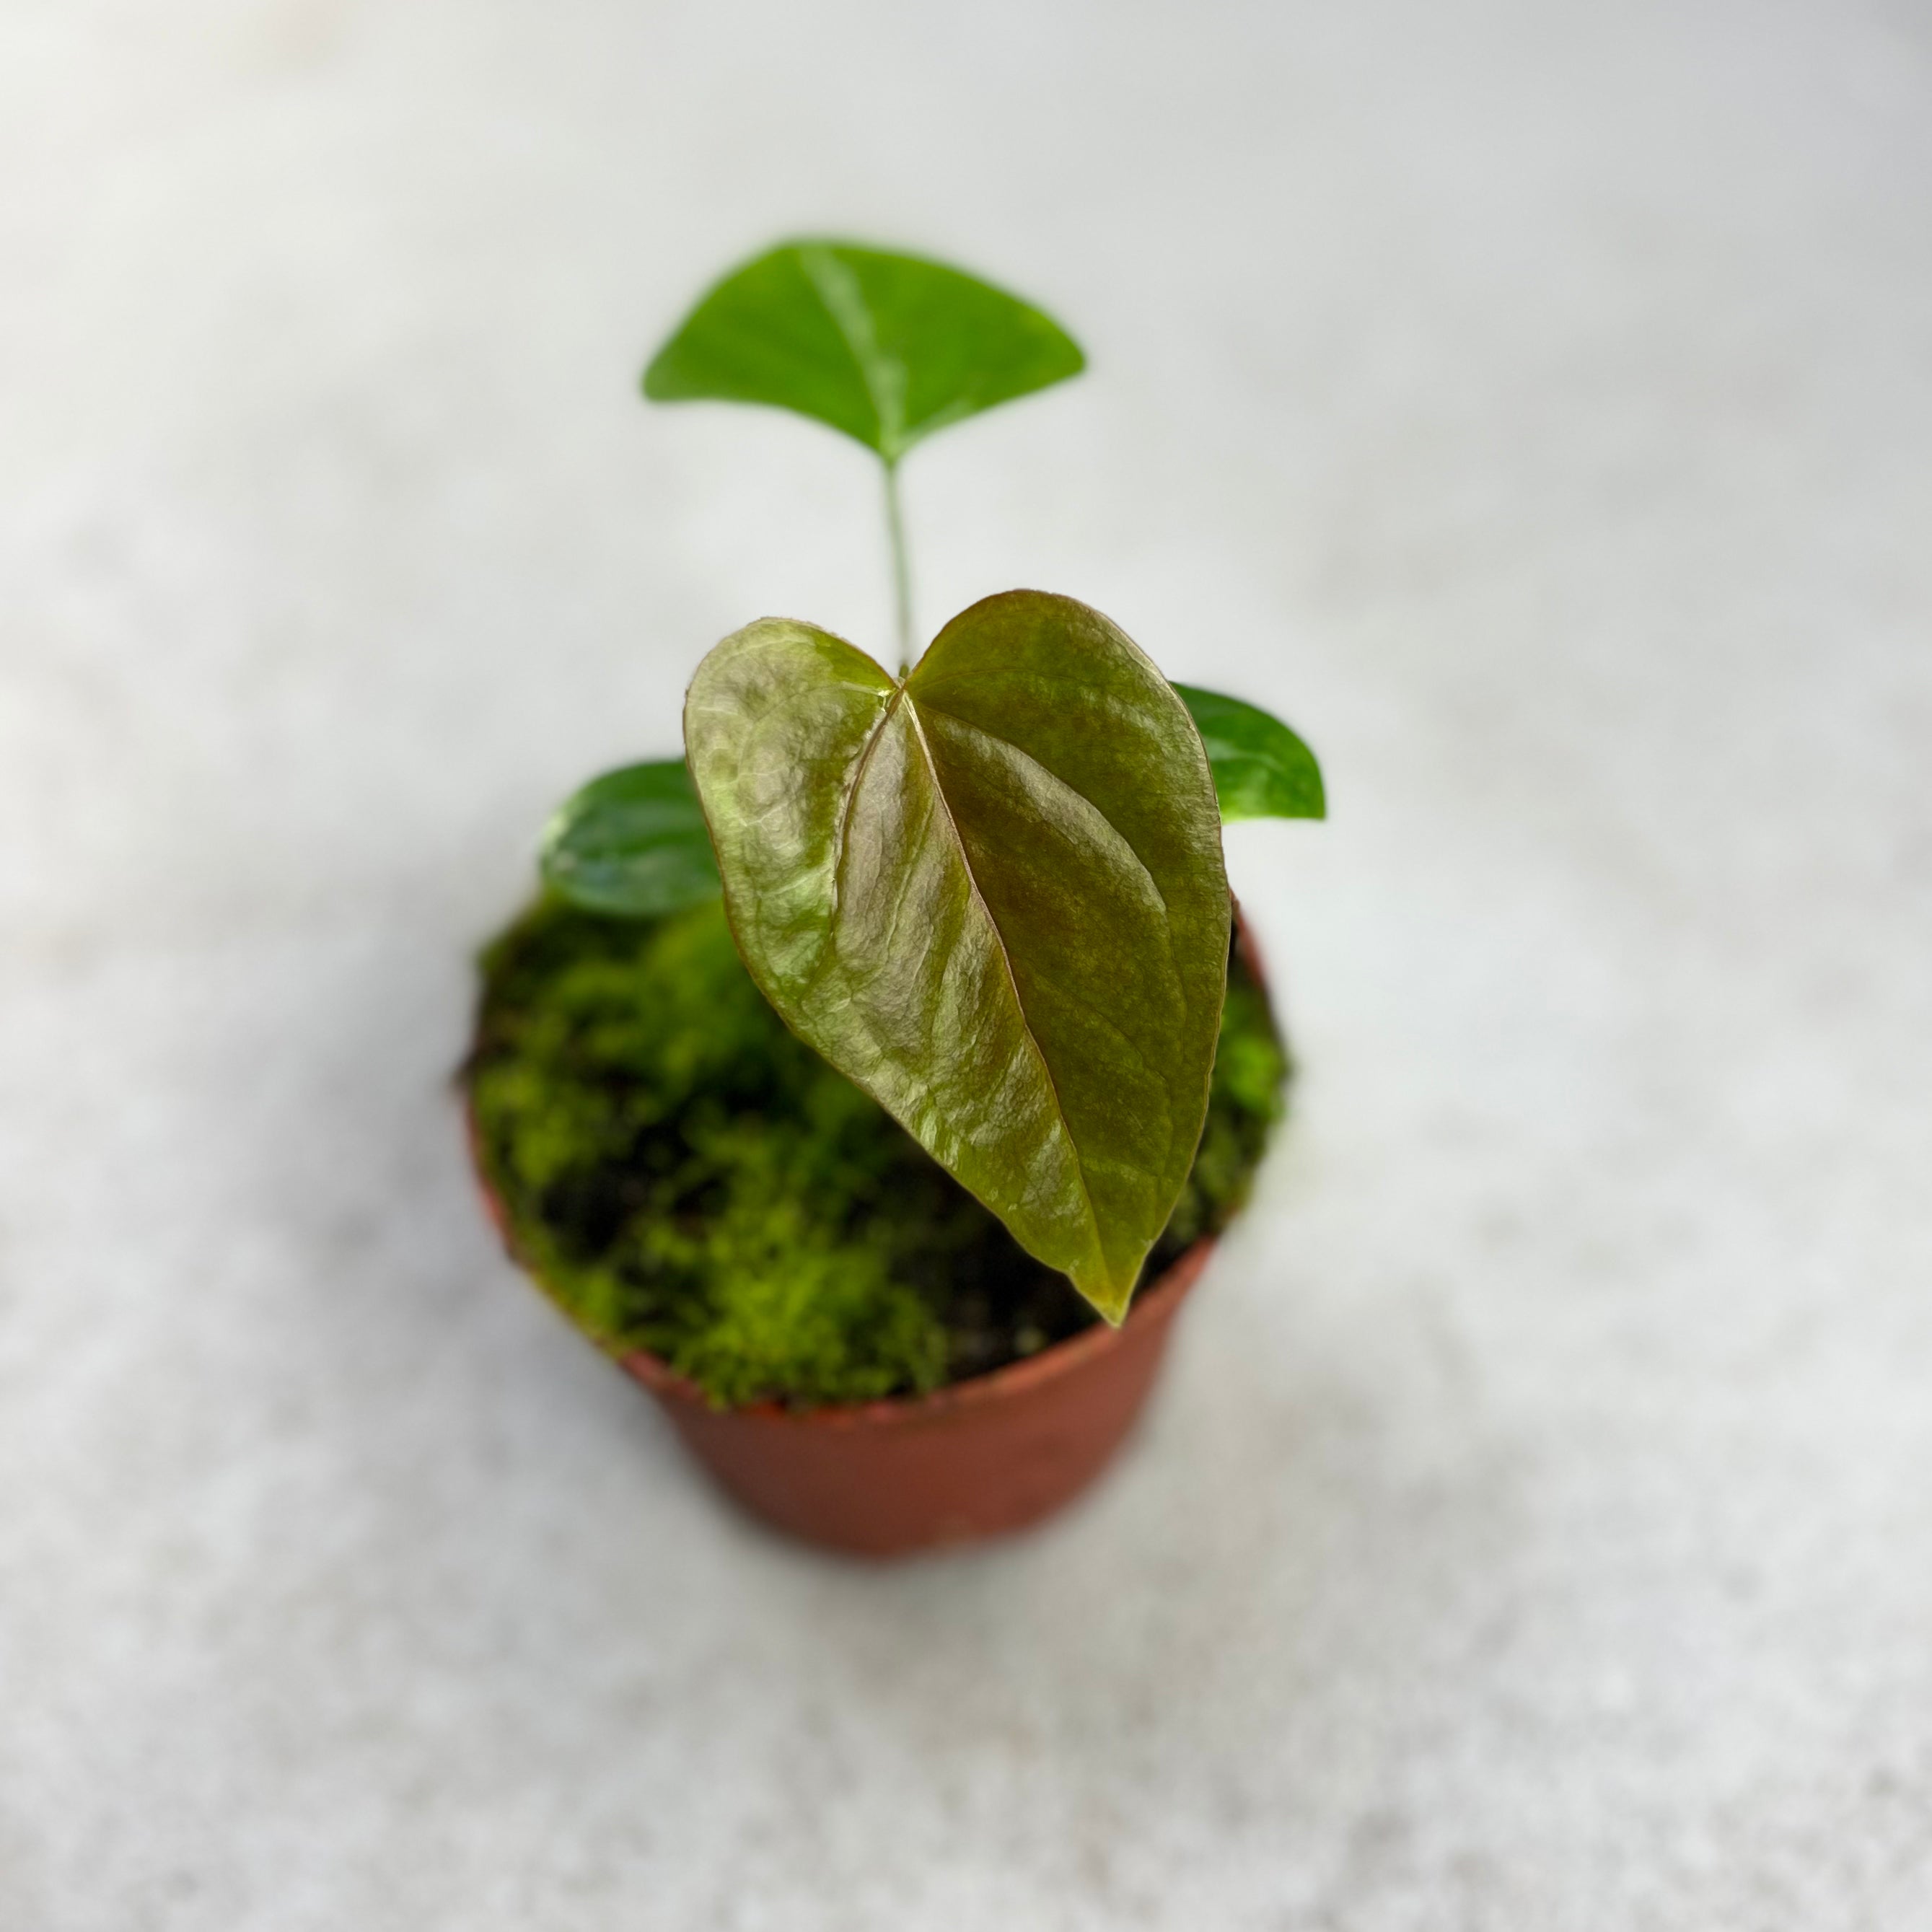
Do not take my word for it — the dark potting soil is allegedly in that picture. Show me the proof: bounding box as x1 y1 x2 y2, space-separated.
466 897 1288 1410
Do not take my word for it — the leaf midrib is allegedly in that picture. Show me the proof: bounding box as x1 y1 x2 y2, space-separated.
895 694 1106 1268
822 672 1105 1267
798 244 907 460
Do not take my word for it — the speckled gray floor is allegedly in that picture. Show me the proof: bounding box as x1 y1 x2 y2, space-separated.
6 2 1932 1926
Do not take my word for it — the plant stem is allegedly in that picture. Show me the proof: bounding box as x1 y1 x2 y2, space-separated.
883 458 914 675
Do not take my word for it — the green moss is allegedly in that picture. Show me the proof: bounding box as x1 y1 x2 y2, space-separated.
466 897 1288 1408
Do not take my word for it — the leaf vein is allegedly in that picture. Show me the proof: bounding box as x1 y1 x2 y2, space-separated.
828 683 905 925
906 699 1173 922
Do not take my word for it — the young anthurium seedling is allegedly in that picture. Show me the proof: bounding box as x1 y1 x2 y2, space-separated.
540 238 1324 1323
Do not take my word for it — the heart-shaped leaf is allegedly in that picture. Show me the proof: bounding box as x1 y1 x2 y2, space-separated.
644 240 1085 463
684 591 1229 1322
1174 685 1326 821
540 760 721 916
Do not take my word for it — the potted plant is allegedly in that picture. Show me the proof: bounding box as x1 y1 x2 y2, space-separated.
465 240 1324 1555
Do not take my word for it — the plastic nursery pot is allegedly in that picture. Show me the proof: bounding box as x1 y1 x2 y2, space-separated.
468 1123 1211 1558
618 1241 1210 1558
467 914 1272 1559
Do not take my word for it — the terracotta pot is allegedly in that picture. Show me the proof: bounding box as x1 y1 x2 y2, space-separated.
468 913 1265 1558
617 1241 1211 1557
467 1115 1210 1557
473 1112 1206 1560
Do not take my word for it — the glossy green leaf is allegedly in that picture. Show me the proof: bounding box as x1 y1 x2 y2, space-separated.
684 590 1230 1323
540 760 721 917
1174 685 1326 822
644 240 1085 463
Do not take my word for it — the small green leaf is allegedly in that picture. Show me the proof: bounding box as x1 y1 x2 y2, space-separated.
684 591 1229 1324
1174 685 1326 822
540 760 721 916
644 240 1085 463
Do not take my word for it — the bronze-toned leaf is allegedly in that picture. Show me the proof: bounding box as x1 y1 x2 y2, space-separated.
684 591 1229 1321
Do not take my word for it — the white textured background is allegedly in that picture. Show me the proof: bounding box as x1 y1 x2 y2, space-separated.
6 2 1932 1926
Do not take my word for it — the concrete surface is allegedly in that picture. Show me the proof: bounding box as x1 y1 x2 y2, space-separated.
6 1 1932 1926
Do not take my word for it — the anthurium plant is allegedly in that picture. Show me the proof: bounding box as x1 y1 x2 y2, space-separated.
538 240 1322 1326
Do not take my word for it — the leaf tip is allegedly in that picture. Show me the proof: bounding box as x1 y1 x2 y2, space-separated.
640 348 678 403
1072 1270 1137 1330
